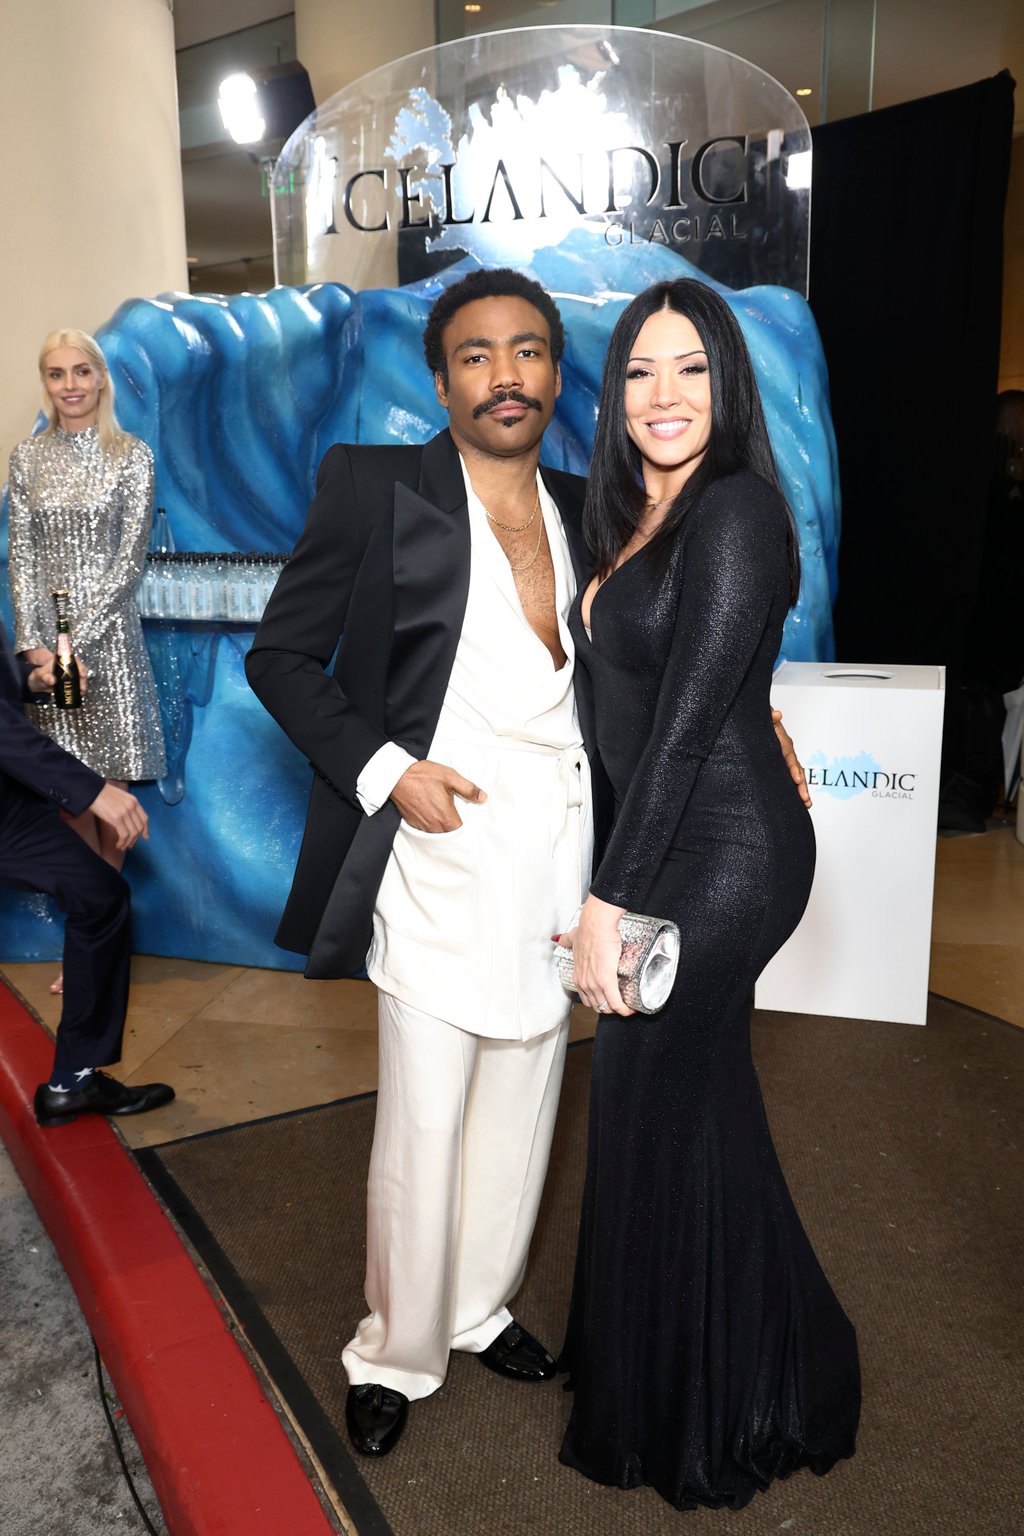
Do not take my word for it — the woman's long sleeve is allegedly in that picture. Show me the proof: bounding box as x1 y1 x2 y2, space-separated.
7 447 49 653
590 475 789 911
72 442 154 653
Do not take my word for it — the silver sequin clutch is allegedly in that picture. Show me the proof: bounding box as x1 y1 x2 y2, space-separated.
555 908 681 1015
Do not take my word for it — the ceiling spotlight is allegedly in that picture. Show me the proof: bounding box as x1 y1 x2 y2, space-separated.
795 87 813 97
218 73 266 144
464 3 482 11
217 64 316 150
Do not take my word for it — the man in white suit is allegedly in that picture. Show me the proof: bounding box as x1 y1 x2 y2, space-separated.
248 270 601 1457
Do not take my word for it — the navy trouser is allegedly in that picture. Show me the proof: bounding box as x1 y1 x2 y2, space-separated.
0 782 130 1073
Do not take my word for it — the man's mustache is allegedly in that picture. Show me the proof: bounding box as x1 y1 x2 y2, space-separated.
472 391 543 419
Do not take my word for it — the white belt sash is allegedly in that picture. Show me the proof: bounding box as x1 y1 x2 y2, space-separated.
367 725 593 1040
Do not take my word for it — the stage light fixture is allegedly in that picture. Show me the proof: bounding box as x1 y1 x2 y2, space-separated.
218 62 316 148
218 73 265 144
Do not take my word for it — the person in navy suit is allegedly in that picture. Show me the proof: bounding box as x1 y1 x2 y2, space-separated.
0 617 173 1126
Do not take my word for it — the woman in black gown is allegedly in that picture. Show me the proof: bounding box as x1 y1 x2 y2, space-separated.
558 279 860 1509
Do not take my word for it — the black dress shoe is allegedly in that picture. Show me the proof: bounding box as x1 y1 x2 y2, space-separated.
34 1071 175 1128
345 1383 409 1456
477 1321 556 1382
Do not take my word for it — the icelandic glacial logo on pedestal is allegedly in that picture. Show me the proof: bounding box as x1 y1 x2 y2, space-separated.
807 752 918 801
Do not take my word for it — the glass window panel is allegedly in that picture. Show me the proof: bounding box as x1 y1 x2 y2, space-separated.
821 0 877 122
177 15 298 295
655 1 825 125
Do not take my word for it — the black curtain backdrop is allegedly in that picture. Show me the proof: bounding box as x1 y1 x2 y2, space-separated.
808 74 1015 693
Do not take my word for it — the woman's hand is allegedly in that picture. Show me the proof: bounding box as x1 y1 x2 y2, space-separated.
26 656 88 696
558 893 635 1017
772 708 811 808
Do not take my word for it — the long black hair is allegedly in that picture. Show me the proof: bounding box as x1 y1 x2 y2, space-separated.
584 279 800 606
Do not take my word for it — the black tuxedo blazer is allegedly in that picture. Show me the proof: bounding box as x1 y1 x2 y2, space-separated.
0 619 104 815
246 429 608 979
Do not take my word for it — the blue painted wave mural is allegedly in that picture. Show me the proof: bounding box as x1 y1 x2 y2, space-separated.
0 237 838 966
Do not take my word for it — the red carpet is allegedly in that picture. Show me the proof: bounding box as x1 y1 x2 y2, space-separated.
0 980 334 1536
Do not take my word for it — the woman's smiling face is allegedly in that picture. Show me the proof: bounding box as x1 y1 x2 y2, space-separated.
623 308 712 485
42 346 106 432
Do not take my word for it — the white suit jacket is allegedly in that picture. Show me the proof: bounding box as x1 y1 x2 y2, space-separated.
364 470 593 1039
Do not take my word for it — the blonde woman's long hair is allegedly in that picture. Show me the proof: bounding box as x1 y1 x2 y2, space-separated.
38 329 132 457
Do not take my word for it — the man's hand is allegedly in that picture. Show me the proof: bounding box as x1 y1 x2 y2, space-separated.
390 758 486 832
26 656 88 696
89 783 149 851
772 708 811 808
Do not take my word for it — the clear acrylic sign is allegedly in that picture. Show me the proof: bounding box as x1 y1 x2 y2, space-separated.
272 25 811 294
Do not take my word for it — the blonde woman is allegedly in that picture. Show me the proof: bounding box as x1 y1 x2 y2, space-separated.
8 329 165 987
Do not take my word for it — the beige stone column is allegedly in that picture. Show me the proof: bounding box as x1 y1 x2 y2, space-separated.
0 0 187 476
295 0 435 106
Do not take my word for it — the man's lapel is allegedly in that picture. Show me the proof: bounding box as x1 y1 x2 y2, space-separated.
417 426 469 515
387 430 471 752
386 441 594 757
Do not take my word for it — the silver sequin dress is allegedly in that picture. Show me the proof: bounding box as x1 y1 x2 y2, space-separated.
8 426 167 780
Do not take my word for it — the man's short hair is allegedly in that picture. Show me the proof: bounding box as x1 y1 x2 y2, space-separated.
422 268 565 384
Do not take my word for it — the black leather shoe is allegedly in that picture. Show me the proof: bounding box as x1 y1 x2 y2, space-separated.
34 1071 175 1128
345 1383 409 1456
477 1321 556 1382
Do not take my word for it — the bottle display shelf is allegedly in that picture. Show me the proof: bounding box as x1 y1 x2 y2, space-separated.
138 551 288 624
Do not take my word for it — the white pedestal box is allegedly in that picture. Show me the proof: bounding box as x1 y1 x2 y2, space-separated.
754 662 945 1027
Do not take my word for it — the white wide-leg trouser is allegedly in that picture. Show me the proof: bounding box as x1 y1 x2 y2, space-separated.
341 990 570 1401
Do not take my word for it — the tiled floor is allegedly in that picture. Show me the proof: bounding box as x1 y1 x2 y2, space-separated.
0 958 599 1150
929 823 1024 1027
3 821 1021 1150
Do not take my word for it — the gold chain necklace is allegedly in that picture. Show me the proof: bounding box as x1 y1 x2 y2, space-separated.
636 490 677 542
485 490 539 533
507 510 545 573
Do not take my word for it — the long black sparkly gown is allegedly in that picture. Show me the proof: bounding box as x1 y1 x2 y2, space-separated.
560 471 860 1509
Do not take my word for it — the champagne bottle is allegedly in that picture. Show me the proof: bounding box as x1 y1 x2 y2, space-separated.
51 590 82 710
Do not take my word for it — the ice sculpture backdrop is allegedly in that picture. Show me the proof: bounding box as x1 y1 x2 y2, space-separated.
0 237 838 966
